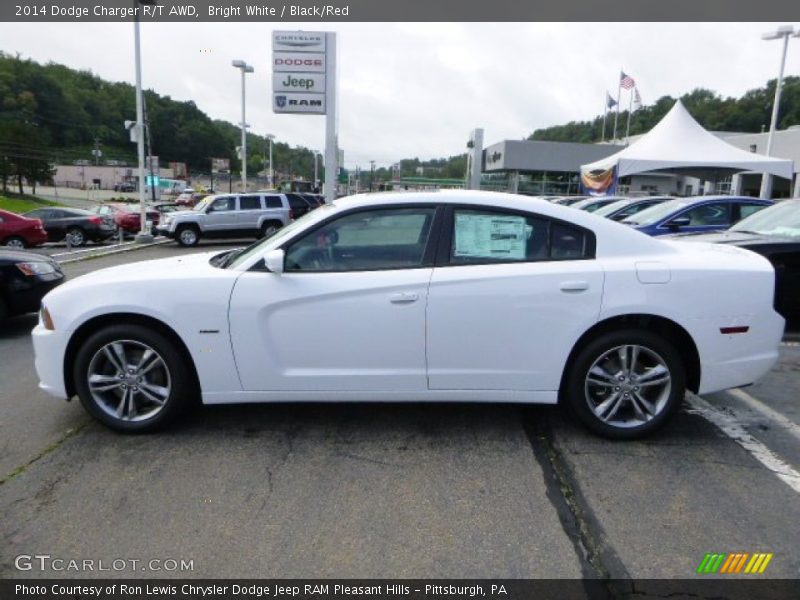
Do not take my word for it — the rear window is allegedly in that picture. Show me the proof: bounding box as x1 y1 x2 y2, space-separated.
265 196 283 209
239 196 262 210
286 194 309 209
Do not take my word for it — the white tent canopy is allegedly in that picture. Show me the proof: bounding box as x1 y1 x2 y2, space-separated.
582 100 794 180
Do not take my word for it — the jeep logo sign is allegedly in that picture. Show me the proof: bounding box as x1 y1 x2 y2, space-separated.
273 72 325 93
272 52 325 73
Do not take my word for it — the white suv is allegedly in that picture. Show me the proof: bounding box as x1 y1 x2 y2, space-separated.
158 193 292 246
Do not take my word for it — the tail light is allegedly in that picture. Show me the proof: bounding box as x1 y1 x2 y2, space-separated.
289 209 296 220
34 219 44 230
88 216 103 225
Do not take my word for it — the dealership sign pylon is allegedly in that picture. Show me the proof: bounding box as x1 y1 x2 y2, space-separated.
272 30 337 203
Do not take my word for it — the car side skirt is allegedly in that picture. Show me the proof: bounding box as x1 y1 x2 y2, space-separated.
202 390 559 405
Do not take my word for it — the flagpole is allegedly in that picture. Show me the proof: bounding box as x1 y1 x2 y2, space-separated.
612 69 622 141
625 87 634 145
601 94 608 142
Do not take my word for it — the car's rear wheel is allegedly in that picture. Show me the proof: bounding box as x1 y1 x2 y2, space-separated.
66 227 86 247
73 324 193 432
4 236 26 249
563 330 685 439
176 225 199 246
260 221 282 239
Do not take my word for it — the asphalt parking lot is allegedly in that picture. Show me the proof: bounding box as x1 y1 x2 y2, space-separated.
1 242 799 582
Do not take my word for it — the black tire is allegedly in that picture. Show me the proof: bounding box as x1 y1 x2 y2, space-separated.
563 329 686 440
260 221 282 239
176 225 200 246
73 324 194 433
66 226 86 247
4 236 27 249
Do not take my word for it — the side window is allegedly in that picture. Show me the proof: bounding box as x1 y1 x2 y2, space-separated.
285 207 436 272
239 195 261 210
210 197 235 212
265 196 283 209
449 208 593 264
739 203 768 220
551 223 589 260
677 203 731 226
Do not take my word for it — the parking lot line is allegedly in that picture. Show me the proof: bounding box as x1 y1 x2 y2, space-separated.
686 394 800 495
725 387 800 443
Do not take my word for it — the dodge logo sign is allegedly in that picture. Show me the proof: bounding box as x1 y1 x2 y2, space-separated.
276 96 287 108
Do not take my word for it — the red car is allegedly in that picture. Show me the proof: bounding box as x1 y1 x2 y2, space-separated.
0 209 49 249
93 204 160 235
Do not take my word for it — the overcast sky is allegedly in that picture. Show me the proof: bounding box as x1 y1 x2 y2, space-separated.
1 22 799 169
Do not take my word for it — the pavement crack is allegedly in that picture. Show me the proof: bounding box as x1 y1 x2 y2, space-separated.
523 409 631 594
0 420 89 486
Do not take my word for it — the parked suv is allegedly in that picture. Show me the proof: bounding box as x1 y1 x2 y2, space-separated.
157 193 292 246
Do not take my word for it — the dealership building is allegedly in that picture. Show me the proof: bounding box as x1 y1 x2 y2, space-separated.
482 127 800 197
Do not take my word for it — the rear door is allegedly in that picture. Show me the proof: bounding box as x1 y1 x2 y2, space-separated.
426 205 604 392
237 194 263 233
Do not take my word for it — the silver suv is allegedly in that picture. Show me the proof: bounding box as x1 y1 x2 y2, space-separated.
158 193 292 246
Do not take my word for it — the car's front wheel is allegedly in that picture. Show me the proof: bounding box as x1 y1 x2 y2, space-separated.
176 225 199 246
73 324 194 432
563 330 685 439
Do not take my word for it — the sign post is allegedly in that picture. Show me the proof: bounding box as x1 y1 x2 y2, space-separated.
272 30 337 204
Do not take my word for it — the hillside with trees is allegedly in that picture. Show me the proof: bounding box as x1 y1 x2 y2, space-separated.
529 78 800 142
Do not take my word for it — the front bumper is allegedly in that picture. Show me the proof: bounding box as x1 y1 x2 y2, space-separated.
32 322 70 399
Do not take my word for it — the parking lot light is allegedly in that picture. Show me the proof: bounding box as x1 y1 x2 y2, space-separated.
759 25 797 199
232 60 254 193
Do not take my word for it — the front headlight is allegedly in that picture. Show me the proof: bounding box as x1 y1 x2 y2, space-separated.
16 261 57 276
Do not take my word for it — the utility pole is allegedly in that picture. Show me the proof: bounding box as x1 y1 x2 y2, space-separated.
369 160 375 192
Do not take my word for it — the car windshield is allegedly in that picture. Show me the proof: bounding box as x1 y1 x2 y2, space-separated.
224 203 338 269
730 200 800 238
623 199 689 226
593 199 631 217
193 197 213 211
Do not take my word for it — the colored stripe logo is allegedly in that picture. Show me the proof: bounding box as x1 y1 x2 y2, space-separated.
696 552 773 574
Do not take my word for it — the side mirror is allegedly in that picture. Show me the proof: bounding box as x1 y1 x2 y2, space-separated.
667 216 691 229
264 249 285 274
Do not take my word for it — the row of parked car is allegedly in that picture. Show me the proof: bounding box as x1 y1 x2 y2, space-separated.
0 202 174 249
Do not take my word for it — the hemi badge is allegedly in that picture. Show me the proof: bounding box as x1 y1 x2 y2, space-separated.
720 326 749 335
199 330 220 334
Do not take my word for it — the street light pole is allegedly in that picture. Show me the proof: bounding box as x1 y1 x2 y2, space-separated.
759 26 798 200
369 160 375 192
133 3 153 244
232 60 254 193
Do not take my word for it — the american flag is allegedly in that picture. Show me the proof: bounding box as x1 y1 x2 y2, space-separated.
620 71 635 90
633 88 642 106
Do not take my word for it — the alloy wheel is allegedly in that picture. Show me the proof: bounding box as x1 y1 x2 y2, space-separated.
584 344 672 428
86 339 172 422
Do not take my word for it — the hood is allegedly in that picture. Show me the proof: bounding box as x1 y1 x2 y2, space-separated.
56 251 225 291
0 249 58 265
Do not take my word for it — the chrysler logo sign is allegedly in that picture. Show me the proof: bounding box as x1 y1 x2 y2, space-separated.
273 31 326 52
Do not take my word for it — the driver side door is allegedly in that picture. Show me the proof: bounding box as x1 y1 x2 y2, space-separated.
228 205 441 392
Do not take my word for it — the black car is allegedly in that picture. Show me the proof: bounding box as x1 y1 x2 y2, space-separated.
300 193 325 209
667 199 800 321
285 193 314 219
23 207 116 247
114 181 136 192
0 250 65 321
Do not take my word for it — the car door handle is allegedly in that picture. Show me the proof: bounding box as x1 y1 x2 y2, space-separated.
390 292 419 304
559 280 590 293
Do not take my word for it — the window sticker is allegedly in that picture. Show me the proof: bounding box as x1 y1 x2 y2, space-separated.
454 213 527 259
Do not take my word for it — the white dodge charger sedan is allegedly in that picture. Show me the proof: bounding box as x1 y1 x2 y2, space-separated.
32 192 784 438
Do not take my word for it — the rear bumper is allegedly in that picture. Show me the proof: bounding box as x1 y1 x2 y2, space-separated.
697 311 785 394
